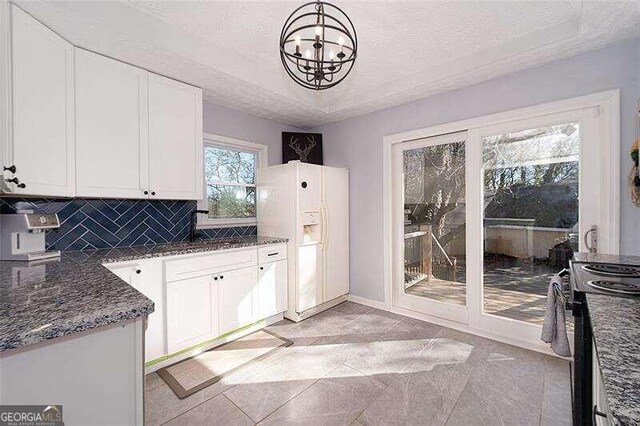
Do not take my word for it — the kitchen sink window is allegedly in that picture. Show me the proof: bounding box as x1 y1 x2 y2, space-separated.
198 134 267 227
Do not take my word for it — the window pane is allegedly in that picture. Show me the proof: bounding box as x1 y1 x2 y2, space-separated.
207 185 256 219
482 123 578 328
205 146 255 184
403 141 466 306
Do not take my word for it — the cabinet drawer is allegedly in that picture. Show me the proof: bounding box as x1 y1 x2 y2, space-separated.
258 244 287 264
165 249 257 282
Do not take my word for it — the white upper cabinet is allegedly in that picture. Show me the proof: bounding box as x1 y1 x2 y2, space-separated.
75 48 149 198
8 5 75 196
148 73 203 200
1 6 204 199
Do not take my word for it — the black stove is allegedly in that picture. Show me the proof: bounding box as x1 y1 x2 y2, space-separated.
571 262 640 298
581 263 640 278
585 279 640 295
568 256 640 426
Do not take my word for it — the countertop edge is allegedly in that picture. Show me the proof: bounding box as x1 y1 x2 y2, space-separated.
0 236 288 353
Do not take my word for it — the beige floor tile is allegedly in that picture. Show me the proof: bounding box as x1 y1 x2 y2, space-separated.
223 376 317 423
144 379 204 426
344 331 432 385
164 394 253 426
260 365 386 425
145 302 571 426
445 382 541 425
357 363 473 426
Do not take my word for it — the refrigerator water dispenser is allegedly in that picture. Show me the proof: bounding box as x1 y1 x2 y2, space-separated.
302 211 322 244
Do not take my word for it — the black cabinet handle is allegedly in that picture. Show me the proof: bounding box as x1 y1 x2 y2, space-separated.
301 181 307 188
593 405 607 423
259 266 264 270
151 191 156 196
214 276 218 280
136 269 141 274
144 190 149 195
220 275 224 280
5 177 19 184
17 183 25 188
3 165 16 174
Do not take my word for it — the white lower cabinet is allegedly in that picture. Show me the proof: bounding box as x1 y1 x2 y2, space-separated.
167 275 218 354
105 244 287 364
105 259 165 363
257 260 288 320
218 266 258 335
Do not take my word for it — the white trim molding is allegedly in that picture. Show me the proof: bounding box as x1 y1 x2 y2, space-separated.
198 132 268 229
382 89 620 346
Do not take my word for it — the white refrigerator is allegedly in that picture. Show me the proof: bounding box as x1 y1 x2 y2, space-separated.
257 160 349 322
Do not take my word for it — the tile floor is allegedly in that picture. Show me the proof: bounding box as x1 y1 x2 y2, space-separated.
145 302 572 425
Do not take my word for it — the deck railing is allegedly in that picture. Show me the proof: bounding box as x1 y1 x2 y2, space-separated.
404 225 457 286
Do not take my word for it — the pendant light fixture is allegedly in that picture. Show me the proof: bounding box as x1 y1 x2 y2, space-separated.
279 1 358 90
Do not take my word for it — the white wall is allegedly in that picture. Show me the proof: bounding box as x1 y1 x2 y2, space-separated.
202 101 302 166
312 38 640 303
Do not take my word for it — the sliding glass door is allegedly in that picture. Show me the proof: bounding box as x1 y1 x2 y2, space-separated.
480 122 579 328
392 101 616 344
392 132 469 324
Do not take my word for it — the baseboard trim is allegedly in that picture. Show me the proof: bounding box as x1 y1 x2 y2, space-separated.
284 295 348 322
346 294 571 359
346 294 387 310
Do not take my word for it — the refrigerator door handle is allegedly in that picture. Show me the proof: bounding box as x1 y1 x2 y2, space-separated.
321 205 328 252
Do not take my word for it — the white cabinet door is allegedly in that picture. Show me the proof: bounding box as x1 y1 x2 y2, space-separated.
9 5 74 196
148 73 202 200
75 48 149 198
105 260 165 363
106 262 145 292
323 167 350 301
218 267 257 335
256 260 288 320
166 275 218 354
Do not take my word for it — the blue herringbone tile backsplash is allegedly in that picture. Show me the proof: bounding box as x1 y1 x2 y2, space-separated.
0 198 257 251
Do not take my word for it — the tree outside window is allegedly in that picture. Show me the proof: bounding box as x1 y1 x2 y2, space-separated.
204 145 257 220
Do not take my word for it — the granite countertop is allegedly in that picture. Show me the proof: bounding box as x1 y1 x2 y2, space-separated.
0 235 288 352
587 293 640 426
573 252 640 425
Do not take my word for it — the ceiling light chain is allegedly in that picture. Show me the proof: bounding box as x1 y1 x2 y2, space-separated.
279 0 358 90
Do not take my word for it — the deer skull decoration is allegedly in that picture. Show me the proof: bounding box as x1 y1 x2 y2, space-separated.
289 135 317 162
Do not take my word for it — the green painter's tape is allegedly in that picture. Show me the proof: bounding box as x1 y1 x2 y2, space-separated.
144 319 269 368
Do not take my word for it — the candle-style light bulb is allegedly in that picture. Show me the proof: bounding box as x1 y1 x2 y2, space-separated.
329 50 335 60
294 34 301 56
304 49 311 59
337 36 346 59
315 26 322 37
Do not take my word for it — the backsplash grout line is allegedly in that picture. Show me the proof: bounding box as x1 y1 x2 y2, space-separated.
0 197 257 251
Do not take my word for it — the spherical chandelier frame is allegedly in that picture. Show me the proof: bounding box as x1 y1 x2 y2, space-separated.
279 1 358 90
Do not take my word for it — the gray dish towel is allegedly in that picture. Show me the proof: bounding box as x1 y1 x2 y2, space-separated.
541 274 572 357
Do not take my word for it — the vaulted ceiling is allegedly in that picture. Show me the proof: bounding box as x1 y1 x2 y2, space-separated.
15 0 640 128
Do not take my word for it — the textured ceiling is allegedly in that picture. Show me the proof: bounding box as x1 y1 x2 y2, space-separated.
14 0 640 128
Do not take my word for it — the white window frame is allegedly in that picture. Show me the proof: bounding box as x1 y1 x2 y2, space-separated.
198 133 268 228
